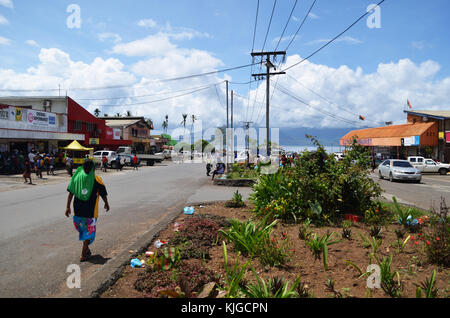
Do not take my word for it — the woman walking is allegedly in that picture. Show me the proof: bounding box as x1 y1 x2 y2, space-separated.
23 159 33 184
65 160 110 262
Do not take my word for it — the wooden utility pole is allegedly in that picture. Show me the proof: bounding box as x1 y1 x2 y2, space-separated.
243 121 253 165
251 51 286 156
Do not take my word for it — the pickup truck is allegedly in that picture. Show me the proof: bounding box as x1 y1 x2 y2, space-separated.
407 156 450 175
117 146 164 166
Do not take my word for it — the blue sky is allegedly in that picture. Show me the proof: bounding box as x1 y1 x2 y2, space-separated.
1 0 450 131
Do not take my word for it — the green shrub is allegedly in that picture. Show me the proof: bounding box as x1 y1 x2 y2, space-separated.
250 137 382 224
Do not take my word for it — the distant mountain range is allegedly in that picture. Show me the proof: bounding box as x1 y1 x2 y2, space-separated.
278 127 365 146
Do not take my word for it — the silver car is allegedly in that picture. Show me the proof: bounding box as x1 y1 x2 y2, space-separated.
378 159 421 183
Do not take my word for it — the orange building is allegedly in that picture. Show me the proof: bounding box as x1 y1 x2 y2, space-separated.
340 111 442 161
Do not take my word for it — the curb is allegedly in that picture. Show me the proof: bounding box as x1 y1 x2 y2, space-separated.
61 201 187 298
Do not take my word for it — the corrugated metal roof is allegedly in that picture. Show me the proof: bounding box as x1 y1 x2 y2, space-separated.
104 119 141 127
341 122 436 140
404 110 450 119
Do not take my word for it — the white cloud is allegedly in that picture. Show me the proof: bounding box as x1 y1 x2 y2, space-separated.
0 14 9 25
98 32 122 44
137 19 157 28
0 36 11 45
0 0 13 9
308 36 363 46
252 55 450 129
25 40 39 47
111 33 176 56
308 12 319 19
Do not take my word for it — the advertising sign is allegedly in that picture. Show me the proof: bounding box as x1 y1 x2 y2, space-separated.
404 136 420 146
89 138 100 145
0 108 8 120
27 109 57 127
14 107 22 121
113 128 121 140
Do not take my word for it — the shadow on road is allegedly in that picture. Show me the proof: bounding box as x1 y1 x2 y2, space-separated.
86 254 110 265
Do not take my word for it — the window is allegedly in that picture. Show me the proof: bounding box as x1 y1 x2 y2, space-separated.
102 152 109 156
417 158 423 163
93 152 101 156
393 161 413 168
410 158 416 163
86 122 95 132
74 120 82 131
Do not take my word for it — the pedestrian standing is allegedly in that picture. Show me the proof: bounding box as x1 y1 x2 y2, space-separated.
23 158 33 184
65 160 110 262
49 155 56 175
102 156 108 172
66 156 73 177
132 154 138 170
35 154 43 179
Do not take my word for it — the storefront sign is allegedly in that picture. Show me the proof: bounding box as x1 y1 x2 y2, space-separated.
439 132 444 140
403 136 420 146
341 138 372 146
446 132 450 143
15 107 22 121
27 109 57 127
89 138 100 145
113 128 121 140
0 108 9 120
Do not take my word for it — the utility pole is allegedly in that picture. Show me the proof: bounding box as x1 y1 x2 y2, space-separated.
251 51 286 157
243 121 253 165
226 80 229 129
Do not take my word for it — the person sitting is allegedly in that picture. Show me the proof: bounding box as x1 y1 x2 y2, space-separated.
211 163 224 180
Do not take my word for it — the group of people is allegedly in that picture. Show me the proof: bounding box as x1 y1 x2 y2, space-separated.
23 150 60 184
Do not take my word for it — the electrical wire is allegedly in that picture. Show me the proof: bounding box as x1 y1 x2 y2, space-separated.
274 0 298 51
261 0 278 52
284 0 318 52
282 0 386 72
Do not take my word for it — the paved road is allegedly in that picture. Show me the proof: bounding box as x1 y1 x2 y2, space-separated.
0 161 249 298
373 173 450 211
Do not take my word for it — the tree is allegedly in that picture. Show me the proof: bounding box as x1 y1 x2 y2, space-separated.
115 113 121 117
181 113 188 138
190 114 197 140
145 118 154 130
126 110 132 117
94 108 100 117
162 120 168 133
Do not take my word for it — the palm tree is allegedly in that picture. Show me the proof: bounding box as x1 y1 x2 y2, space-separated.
162 120 168 133
145 118 154 130
181 113 188 136
94 108 100 117
190 114 197 140
115 112 121 117
126 110 132 117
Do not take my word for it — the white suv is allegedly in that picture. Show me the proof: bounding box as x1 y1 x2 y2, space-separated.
93 150 117 166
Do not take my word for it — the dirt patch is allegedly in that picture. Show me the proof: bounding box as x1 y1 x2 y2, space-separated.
101 202 449 298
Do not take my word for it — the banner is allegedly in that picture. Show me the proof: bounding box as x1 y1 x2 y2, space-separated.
15 107 22 121
113 128 121 140
27 109 57 127
403 136 420 146
0 108 8 120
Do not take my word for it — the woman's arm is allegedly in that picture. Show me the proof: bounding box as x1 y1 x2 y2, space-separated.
65 193 74 217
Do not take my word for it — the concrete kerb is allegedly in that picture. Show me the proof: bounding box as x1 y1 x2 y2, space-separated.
62 201 188 298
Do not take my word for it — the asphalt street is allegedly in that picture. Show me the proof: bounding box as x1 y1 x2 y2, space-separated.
0 161 249 298
372 172 450 211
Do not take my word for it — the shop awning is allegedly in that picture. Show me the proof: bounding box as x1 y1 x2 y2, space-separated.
60 140 93 151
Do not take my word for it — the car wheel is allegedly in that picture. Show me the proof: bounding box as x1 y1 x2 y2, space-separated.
439 168 448 175
111 162 117 169
389 173 394 182
379 171 383 180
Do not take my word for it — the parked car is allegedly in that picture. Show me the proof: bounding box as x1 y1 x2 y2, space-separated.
334 152 346 161
378 159 421 183
92 150 125 169
407 156 450 175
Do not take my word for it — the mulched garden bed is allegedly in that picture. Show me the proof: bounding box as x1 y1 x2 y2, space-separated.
101 202 449 298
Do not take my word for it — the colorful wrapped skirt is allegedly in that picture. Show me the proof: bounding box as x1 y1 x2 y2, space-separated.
73 216 97 245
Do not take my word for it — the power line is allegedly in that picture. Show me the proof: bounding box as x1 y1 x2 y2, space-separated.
285 0 318 52
275 83 366 126
74 81 224 101
96 84 216 108
274 0 298 51
0 62 257 93
261 0 278 52
285 73 384 125
251 0 260 53
283 0 386 72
